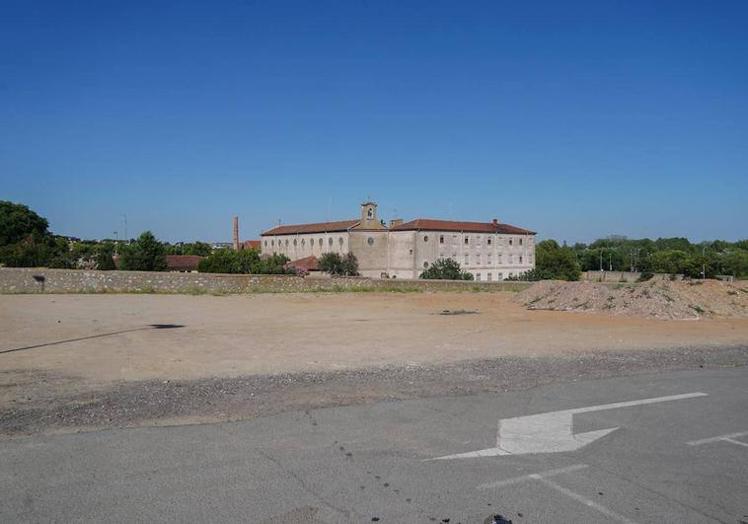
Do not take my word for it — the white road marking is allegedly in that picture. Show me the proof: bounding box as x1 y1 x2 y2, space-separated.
434 392 708 459
534 475 639 524
478 463 638 523
687 430 748 446
477 464 589 489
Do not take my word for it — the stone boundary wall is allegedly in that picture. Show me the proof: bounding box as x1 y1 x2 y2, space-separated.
0 268 532 294
581 271 683 283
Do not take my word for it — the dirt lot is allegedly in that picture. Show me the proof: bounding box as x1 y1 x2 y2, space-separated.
2 291 747 436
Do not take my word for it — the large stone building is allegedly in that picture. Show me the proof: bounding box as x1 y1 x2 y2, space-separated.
260 202 536 280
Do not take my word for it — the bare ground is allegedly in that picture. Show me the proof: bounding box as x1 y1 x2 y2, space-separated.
2 291 747 437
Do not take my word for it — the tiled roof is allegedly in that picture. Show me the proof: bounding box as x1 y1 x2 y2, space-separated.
243 240 261 250
165 255 204 271
391 219 535 235
285 255 319 272
262 219 359 236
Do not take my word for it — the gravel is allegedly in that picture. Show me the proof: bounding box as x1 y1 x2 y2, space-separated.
2 345 746 438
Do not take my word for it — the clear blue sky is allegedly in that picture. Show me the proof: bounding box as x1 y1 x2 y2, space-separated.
1 1 746 243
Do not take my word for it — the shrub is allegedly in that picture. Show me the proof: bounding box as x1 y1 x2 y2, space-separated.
420 258 473 280
636 271 654 282
319 252 359 276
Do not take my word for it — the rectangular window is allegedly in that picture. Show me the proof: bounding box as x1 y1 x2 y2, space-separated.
475 273 481 281
464 237 469 245
487 255 492 265
498 272 504 280
487 237 492 245
464 254 469 264
519 255 523 264
498 254 502 264
519 238 523 246
487 273 493 281
509 238 513 246
476 254 481 265
439 235 444 244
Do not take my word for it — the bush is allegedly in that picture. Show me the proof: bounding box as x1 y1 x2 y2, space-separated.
420 258 473 280
319 252 359 276
198 248 291 274
636 271 654 282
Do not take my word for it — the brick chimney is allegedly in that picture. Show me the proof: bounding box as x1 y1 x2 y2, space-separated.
232 216 240 251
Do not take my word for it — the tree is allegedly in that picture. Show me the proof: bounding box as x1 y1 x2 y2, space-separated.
198 249 240 273
119 231 167 271
420 258 473 280
535 240 582 280
95 243 116 270
0 201 50 246
318 252 359 276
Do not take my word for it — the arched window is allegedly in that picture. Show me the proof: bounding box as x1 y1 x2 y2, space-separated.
423 261 429 268
310 238 314 246
423 235 429 242
318 238 323 247
367 237 374 246
293 239 297 246
328 237 333 246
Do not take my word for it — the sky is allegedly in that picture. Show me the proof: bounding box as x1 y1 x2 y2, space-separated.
1 1 746 244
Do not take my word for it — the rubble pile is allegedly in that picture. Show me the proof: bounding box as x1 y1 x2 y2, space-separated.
515 279 748 320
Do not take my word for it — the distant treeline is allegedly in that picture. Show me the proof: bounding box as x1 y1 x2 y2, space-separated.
568 237 748 278
1 201 746 279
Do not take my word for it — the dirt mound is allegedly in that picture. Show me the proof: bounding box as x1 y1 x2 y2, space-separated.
515 279 748 320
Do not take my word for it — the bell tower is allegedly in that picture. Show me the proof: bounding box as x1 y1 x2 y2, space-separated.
360 201 381 229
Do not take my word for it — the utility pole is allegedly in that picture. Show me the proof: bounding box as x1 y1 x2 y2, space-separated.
609 251 613 271
122 214 128 243
599 249 603 272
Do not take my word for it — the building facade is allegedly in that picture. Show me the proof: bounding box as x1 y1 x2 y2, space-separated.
261 202 536 280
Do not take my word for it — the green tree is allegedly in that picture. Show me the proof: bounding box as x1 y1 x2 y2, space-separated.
0 201 50 245
318 252 359 276
198 249 240 273
119 231 167 271
95 243 117 270
419 258 473 280
535 240 582 280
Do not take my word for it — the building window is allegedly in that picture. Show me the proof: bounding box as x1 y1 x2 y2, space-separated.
293 239 297 246
519 238 523 246
476 273 481 281
423 261 429 268
339 237 343 245
498 255 502 264
264 240 268 247
464 237 469 245
301 239 305 246
519 256 523 264
285 239 289 246
487 273 493 281
423 235 429 242
439 235 444 244
487 255 492 265
498 272 504 280
487 237 492 245
271 240 274 246
464 254 469 264
509 238 513 246
476 254 481 265
328 238 333 246
367 237 374 246
409 249 413 255
509 254 513 264
319 238 323 247
311 238 314 246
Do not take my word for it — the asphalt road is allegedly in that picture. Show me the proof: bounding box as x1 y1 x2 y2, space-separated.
2 367 747 523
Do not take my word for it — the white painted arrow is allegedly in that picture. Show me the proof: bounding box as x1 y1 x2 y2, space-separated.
434 392 708 459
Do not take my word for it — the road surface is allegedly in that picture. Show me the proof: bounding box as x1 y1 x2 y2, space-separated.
2 367 747 523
